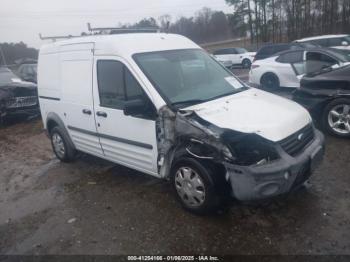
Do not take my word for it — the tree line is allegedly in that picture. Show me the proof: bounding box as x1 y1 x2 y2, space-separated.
100 8 235 44
0 42 38 66
225 0 350 45
2 1 350 64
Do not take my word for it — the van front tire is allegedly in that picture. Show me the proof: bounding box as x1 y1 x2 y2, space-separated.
50 126 76 162
171 158 223 215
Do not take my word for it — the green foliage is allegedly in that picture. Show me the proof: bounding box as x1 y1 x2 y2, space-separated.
116 8 233 44
0 42 38 66
225 0 350 44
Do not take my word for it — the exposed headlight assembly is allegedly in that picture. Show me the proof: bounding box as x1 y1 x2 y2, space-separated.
225 134 280 166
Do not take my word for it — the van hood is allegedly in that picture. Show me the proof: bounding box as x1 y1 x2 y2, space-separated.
185 88 312 142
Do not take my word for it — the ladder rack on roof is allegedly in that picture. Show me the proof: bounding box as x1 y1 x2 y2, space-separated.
38 23 161 42
39 33 81 41
87 23 160 34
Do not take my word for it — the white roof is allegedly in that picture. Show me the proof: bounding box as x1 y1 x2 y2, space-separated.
295 34 349 42
39 33 200 57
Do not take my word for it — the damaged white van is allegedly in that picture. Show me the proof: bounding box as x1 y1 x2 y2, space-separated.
38 32 325 213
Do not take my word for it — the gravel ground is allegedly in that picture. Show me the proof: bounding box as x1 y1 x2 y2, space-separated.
0 70 350 255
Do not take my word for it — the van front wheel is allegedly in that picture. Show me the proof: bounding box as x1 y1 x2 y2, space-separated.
171 158 222 214
50 126 76 162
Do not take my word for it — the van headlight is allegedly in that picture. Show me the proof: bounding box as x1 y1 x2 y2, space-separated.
225 134 280 166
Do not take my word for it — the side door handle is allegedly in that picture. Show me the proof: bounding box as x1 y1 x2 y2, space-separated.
82 109 92 115
96 111 107 118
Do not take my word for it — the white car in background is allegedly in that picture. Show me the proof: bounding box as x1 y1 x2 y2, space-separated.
294 35 350 50
211 54 233 68
249 48 350 89
213 48 256 68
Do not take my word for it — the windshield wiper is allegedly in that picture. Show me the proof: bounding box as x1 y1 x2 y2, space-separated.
171 89 246 108
171 99 206 108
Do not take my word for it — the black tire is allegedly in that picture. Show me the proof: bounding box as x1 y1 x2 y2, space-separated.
50 126 76 162
170 157 226 215
242 59 252 69
260 73 280 90
322 98 350 138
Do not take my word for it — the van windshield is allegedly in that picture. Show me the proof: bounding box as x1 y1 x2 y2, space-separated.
134 49 247 108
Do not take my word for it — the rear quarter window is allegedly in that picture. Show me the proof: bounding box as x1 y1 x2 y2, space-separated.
256 44 290 59
311 39 329 47
214 49 228 55
328 37 348 46
276 51 304 63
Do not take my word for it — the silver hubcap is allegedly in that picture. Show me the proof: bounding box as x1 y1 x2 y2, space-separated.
175 167 206 207
328 104 350 134
52 133 65 158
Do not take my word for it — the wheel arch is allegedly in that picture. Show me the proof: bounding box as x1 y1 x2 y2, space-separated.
321 95 350 117
169 139 229 193
46 112 76 150
242 57 251 63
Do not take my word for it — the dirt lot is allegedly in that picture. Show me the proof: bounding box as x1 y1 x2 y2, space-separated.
1 70 350 255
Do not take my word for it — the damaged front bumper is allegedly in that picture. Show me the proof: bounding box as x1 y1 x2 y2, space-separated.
225 129 325 201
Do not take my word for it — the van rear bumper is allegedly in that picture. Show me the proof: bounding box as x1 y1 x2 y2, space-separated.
225 129 325 201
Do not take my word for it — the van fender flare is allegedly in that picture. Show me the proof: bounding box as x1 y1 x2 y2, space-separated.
46 112 76 150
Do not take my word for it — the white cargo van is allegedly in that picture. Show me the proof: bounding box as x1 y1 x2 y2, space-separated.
38 32 325 213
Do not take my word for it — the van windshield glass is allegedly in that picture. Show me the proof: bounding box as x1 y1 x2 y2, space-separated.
134 49 247 108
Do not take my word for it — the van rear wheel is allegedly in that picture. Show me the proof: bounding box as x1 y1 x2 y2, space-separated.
171 158 223 214
50 126 76 162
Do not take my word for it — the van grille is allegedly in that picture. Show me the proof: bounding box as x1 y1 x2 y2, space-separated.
6 96 38 109
279 124 314 157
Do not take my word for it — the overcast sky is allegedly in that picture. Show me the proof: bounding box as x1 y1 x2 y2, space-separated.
0 0 233 48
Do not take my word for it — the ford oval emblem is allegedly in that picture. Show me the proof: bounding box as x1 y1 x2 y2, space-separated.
297 133 304 141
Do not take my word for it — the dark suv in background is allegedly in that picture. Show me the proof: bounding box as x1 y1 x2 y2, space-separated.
254 42 320 61
0 67 39 123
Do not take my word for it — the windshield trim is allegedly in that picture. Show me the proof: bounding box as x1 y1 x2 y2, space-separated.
132 48 248 110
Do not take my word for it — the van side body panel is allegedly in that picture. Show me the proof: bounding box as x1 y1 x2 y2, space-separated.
92 55 159 175
58 43 104 156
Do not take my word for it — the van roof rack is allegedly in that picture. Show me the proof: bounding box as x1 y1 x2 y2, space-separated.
39 33 81 41
87 23 160 34
39 23 161 42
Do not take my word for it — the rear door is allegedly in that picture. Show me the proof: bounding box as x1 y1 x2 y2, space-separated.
230 48 240 64
304 51 340 74
60 43 104 156
92 56 159 176
214 49 231 63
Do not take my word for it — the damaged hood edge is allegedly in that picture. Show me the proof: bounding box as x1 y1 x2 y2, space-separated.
184 88 312 142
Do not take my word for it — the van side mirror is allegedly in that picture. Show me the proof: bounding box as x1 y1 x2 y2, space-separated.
123 98 148 117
